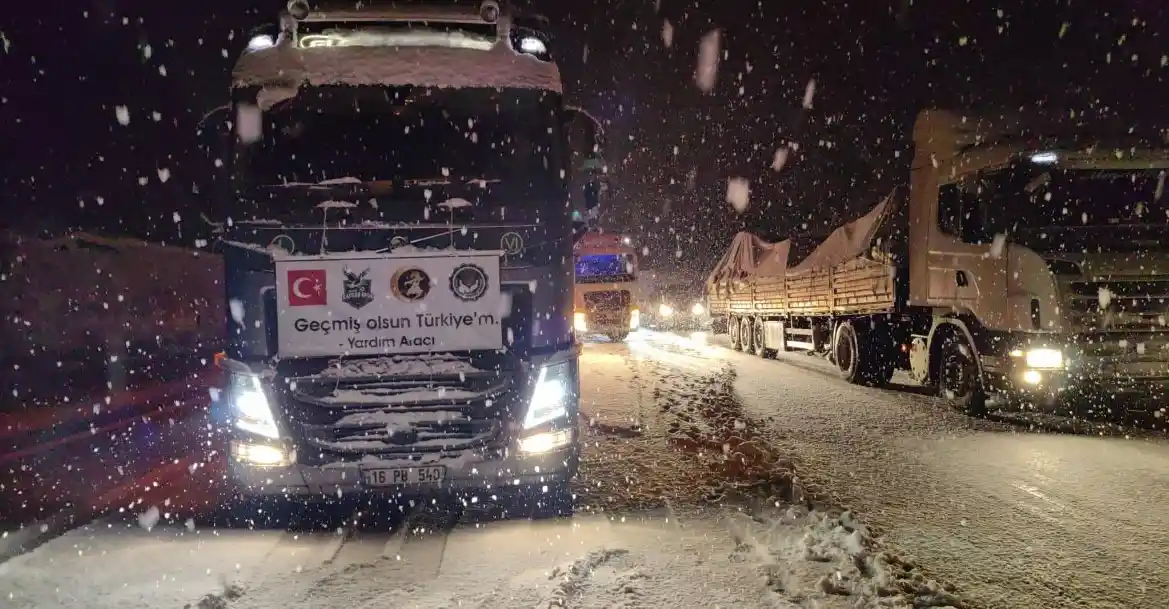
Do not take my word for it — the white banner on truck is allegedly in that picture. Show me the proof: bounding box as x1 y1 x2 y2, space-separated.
274 251 504 357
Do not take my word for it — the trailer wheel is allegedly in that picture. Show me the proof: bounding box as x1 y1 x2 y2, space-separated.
729 316 743 350
937 332 988 416
753 318 775 359
833 322 863 383
739 317 755 353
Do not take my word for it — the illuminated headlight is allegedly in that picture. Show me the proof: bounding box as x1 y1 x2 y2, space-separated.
573 311 588 333
1024 348 1064 370
523 362 575 429
229 373 280 438
659 303 675 317
691 302 705 316
629 308 640 329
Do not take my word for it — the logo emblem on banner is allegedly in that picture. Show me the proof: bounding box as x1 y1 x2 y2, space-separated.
341 267 373 309
450 263 489 301
287 269 327 306
500 232 524 255
392 267 431 302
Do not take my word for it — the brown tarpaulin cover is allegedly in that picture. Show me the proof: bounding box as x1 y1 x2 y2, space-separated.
708 190 899 286
706 233 790 285
786 195 893 276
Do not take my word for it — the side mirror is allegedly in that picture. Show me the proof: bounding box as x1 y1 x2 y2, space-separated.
563 105 608 225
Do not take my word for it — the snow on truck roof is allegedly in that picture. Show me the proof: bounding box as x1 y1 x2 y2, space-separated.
233 43 561 92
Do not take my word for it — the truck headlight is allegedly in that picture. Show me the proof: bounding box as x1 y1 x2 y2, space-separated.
691 302 705 316
629 309 640 330
573 311 588 333
229 373 280 438
523 362 575 429
659 303 675 317
1024 348 1063 370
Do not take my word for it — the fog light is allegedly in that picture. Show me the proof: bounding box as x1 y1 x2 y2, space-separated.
573 311 588 333
518 429 572 454
1022 370 1043 385
231 441 290 467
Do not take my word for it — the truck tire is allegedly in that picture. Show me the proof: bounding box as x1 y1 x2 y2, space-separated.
753 318 776 359
740 317 754 353
729 316 743 351
833 322 864 384
833 321 889 386
607 331 629 342
937 332 988 416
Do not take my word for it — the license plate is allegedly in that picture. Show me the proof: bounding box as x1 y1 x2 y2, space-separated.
361 466 446 487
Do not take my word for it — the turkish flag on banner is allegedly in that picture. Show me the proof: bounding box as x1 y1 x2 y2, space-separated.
287 269 327 306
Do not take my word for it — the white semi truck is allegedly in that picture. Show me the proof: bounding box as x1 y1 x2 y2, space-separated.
205 0 606 518
708 109 1169 415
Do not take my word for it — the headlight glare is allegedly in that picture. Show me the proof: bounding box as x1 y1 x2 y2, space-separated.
524 363 574 429
573 311 588 333
230 373 280 438
659 303 674 317
691 302 705 315
1024 348 1063 370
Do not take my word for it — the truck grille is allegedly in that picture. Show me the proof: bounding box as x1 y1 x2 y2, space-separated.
276 355 515 461
1062 279 1169 330
583 290 631 311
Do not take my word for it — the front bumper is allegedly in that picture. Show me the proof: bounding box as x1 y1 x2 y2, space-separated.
228 437 578 499
981 340 1169 413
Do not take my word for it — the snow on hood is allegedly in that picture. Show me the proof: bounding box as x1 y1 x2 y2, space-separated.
232 44 563 94
436 197 474 209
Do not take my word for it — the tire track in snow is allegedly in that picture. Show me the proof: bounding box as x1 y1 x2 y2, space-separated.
543 548 631 608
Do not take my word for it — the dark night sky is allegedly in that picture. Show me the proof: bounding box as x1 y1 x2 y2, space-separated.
2 0 1166 273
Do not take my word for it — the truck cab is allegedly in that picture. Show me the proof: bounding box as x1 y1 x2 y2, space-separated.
204 0 606 517
572 233 640 341
908 110 1169 412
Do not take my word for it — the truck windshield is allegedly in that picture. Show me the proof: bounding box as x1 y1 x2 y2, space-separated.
234 85 564 221
575 254 636 283
974 164 1169 253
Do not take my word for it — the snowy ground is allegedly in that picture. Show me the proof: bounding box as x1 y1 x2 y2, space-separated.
0 336 960 609
669 330 1169 609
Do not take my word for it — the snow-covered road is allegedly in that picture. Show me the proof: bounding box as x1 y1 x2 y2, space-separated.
647 330 1169 609
0 338 958 609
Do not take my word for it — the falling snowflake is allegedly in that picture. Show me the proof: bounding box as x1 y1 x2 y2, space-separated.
726 178 750 213
236 104 263 144
694 30 721 93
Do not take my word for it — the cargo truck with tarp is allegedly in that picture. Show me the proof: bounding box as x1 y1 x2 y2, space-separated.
708 108 1169 416
201 0 607 517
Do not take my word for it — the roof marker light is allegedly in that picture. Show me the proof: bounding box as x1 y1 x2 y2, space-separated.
1029 151 1059 164
246 34 275 52
518 36 547 56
